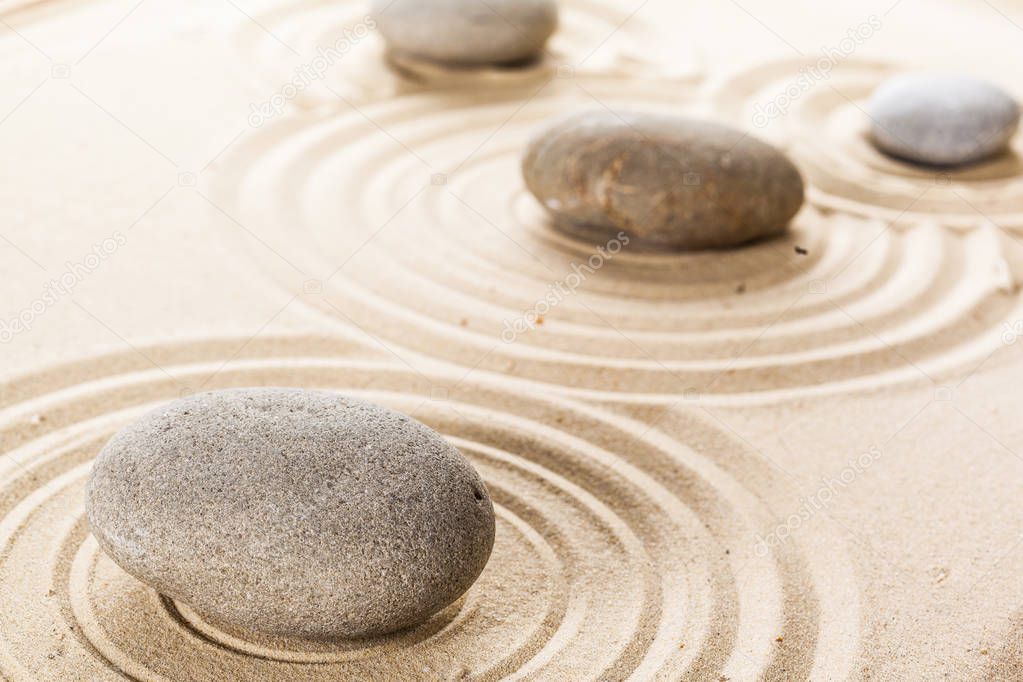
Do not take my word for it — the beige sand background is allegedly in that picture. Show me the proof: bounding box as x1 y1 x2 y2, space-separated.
2 0 1023 679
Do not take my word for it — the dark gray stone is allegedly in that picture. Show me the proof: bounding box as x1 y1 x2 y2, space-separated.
868 72 1020 166
522 110 805 250
86 388 495 639
371 0 558 65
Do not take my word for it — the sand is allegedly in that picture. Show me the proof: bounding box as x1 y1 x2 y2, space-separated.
1 0 1023 679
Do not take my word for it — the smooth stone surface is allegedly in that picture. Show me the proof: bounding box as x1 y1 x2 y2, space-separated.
371 0 558 66
522 110 805 250
867 72 1020 166
86 388 496 639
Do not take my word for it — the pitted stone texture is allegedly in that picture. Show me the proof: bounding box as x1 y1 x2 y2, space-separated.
86 388 495 639
522 110 805 250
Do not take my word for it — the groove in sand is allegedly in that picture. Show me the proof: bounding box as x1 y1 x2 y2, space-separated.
205 91 1023 401
710 56 1023 230
0 339 859 680
228 0 701 106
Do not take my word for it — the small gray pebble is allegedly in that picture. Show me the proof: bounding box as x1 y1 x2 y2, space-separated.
86 388 495 639
371 0 558 66
867 72 1020 166
522 110 805 250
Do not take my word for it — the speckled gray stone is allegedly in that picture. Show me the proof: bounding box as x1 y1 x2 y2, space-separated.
371 0 558 66
868 72 1020 166
522 110 805 250
86 388 495 639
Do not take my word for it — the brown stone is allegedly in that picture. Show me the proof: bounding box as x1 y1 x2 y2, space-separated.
522 110 805 250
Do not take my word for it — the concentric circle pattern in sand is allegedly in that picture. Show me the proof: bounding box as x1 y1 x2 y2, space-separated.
711 56 1023 230
231 0 700 106
0 338 858 680
208 91 1023 401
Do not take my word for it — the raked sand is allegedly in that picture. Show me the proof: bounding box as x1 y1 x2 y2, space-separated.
2 0 1023 679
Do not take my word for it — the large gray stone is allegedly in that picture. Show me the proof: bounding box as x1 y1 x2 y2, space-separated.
86 388 495 639
371 0 558 65
522 110 805 250
867 72 1020 166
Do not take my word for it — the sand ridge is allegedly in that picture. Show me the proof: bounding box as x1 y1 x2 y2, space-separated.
1 0 1023 679
228 0 700 106
710 56 1023 231
0 338 861 679
206 87 1023 403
